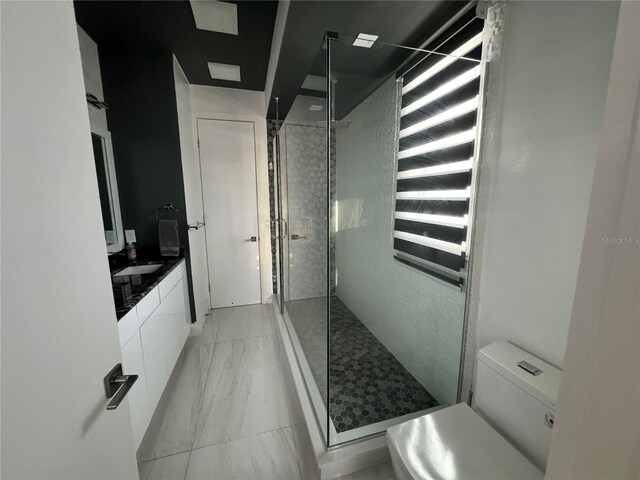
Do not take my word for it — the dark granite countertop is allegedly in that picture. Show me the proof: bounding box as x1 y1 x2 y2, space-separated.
112 257 184 321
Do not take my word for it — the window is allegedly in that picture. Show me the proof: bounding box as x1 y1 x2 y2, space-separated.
394 12 485 286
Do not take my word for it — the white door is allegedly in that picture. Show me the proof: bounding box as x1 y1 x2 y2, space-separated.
198 119 262 308
2 2 139 478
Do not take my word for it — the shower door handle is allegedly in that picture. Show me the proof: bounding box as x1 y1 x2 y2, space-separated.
279 219 288 238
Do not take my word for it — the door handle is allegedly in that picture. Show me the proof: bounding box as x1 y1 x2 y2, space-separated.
244 236 258 242
104 363 138 411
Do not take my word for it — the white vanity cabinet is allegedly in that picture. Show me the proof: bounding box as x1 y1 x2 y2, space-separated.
116 260 191 449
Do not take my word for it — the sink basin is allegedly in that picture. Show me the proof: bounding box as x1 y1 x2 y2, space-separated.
114 264 162 276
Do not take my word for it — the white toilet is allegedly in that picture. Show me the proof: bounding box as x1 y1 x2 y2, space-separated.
387 341 561 480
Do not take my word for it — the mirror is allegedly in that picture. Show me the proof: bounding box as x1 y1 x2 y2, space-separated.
91 125 124 252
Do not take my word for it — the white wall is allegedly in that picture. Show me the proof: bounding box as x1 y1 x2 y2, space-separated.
335 77 465 405
470 1 620 370
264 0 290 110
190 85 266 118
189 85 272 303
1 2 138 478
173 58 210 325
547 3 640 476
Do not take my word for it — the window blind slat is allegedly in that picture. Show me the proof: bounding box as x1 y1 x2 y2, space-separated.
398 129 476 160
399 97 479 139
395 188 470 201
397 159 472 179
402 32 483 95
395 212 468 228
394 230 465 256
401 66 481 117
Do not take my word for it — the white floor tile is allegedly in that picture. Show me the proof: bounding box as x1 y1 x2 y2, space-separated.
138 344 214 462
192 336 291 448
139 304 318 480
206 309 224 323
138 452 190 480
216 304 273 341
186 428 305 480
338 462 395 480
187 319 220 347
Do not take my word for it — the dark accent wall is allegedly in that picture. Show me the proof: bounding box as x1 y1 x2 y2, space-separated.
100 46 196 322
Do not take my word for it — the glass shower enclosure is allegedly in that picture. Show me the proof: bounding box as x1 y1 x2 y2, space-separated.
272 8 485 447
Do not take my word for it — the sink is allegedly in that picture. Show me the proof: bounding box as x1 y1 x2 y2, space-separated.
113 264 163 276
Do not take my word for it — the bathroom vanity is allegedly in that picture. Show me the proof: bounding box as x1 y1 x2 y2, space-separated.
112 258 191 448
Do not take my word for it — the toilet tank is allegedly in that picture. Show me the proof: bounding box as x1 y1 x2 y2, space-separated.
473 341 561 472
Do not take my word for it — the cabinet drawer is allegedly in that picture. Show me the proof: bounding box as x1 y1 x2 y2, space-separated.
159 260 185 300
136 285 160 326
117 307 138 347
140 277 190 407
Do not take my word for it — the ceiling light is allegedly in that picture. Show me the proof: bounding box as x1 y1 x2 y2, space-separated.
309 105 323 111
353 33 378 48
208 62 241 82
190 0 238 35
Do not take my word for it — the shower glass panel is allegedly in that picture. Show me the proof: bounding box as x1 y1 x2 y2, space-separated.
274 8 485 447
327 12 484 445
277 43 330 441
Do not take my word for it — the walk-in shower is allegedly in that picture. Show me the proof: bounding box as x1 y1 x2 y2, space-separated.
271 5 486 447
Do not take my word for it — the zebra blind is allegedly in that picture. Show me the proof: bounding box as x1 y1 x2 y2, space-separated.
394 12 484 286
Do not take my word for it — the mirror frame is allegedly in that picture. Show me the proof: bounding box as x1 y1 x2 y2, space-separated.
90 122 124 253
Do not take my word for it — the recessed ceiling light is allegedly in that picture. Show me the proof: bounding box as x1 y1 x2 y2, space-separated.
208 62 241 82
302 75 327 92
309 105 323 111
353 33 378 48
190 0 238 35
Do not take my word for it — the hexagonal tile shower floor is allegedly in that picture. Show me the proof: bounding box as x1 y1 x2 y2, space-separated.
287 297 439 433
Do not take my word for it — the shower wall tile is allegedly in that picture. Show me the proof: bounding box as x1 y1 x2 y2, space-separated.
283 124 328 301
335 78 466 405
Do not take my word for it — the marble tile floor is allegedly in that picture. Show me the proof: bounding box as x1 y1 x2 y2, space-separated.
137 304 315 480
137 303 394 480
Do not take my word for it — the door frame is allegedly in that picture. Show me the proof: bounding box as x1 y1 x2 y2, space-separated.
191 112 272 305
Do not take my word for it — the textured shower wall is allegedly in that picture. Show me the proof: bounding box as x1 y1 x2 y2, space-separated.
335 77 466 405
284 124 328 300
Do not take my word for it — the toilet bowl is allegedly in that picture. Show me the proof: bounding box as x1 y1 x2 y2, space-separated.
387 341 561 480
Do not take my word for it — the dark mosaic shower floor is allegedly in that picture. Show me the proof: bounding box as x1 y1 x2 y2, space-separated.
287 296 439 433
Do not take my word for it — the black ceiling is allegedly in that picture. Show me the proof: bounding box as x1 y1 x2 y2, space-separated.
267 1 469 119
74 0 278 91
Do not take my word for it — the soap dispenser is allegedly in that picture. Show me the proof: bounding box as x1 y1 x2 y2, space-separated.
125 229 137 262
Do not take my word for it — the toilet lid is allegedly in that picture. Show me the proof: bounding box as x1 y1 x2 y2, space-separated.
387 403 543 480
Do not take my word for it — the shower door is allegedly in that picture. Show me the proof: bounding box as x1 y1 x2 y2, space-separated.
272 39 332 444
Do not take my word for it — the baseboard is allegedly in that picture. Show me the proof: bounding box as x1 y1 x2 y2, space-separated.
188 313 207 336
